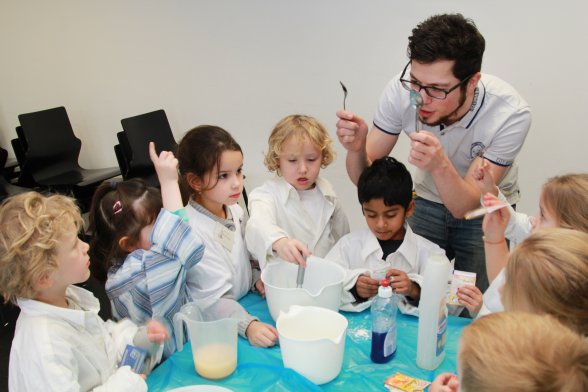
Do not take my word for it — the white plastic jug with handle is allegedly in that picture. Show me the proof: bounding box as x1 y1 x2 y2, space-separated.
277 305 348 385
173 301 239 380
416 250 451 370
261 256 346 321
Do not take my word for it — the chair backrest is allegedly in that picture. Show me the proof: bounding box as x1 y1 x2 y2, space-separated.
113 143 129 179
0 146 7 169
15 126 28 152
17 107 82 182
120 109 177 173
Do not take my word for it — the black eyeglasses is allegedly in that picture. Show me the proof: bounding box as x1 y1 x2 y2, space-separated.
399 61 473 100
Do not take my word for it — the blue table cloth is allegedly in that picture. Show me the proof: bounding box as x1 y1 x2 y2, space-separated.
147 293 470 391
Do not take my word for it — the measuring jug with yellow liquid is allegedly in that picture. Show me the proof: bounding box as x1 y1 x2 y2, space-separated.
173 301 239 380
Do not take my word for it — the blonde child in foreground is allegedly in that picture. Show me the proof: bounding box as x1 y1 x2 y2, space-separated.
456 172 588 317
429 312 588 392
178 125 278 347
0 192 168 392
501 228 588 336
245 114 349 267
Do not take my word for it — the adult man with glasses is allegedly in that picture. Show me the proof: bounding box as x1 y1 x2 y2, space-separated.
336 13 531 297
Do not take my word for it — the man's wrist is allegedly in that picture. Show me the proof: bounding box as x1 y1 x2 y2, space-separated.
430 153 450 176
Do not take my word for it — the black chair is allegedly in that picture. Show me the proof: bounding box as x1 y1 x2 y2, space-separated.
113 142 129 179
16 107 120 209
0 146 30 202
116 109 177 187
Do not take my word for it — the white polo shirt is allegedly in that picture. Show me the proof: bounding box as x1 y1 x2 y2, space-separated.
373 72 532 205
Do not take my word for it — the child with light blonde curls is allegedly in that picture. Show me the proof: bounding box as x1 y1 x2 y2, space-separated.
0 192 168 392
245 114 350 267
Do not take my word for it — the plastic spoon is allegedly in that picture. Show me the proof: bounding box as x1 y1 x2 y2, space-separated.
464 203 508 220
410 90 423 132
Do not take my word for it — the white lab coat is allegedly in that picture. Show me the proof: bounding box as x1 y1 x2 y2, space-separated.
325 224 447 316
245 176 350 268
10 286 148 392
185 203 257 336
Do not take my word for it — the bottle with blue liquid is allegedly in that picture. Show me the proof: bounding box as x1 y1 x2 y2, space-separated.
370 279 398 363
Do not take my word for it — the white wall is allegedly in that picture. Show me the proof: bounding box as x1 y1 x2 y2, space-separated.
1 1 586 230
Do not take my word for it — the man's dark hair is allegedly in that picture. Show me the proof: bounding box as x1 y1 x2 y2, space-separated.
357 157 413 210
408 13 485 80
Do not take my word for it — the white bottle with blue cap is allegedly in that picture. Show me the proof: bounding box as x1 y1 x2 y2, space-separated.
370 278 398 363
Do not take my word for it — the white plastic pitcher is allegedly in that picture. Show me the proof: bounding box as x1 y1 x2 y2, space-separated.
261 256 345 321
277 305 348 385
173 301 239 380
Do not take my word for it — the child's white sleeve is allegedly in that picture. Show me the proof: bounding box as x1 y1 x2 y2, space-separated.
488 190 533 244
329 198 351 243
504 210 533 244
104 318 139 360
245 189 289 269
325 239 371 312
92 366 147 392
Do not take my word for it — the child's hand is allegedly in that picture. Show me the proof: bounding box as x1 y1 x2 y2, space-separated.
472 159 498 196
149 142 178 184
457 284 483 318
255 279 266 298
355 274 379 299
245 321 278 347
387 269 420 299
482 193 510 241
272 238 310 267
146 319 169 344
429 373 459 392
149 141 183 211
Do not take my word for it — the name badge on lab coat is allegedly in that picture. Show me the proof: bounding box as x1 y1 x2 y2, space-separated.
215 223 235 252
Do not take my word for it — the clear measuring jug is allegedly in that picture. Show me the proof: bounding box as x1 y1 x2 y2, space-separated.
173 300 240 380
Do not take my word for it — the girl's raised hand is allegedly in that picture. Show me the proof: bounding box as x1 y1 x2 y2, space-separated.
482 193 510 242
149 142 183 211
149 141 178 184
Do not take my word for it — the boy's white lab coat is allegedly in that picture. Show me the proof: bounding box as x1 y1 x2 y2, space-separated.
245 176 349 268
325 224 447 316
10 286 148 392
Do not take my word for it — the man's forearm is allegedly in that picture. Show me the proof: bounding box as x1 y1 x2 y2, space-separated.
346 149 370 185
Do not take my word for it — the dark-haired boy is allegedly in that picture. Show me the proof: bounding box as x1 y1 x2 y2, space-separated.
326 157 450 315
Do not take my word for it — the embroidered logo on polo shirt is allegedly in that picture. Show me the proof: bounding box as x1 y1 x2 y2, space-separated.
470 142 486 159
